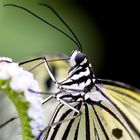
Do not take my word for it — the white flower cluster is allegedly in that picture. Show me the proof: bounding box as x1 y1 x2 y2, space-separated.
0 57 45 138
26 90 45 137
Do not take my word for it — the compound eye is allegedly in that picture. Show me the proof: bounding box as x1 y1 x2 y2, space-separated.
75 52 85 65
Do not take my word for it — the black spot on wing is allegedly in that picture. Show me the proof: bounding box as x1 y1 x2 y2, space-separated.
112 128 123 139
95 85 140 139
86 98 134 139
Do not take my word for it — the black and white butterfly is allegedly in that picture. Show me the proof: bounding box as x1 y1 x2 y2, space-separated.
2 3 140 140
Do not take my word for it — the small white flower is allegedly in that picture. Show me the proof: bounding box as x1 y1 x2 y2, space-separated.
0 57 12 62
10 71 35 91
0 56 45 137
32 128 40 137
0 67 9 80
27 91 45 137
0 61 11 80
0 58 21 80
7 63 23 77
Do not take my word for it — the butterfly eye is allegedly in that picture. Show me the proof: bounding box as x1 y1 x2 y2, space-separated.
75 52 85 65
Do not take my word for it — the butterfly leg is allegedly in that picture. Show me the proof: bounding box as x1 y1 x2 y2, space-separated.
31 89 80 114
20 57 64 88
37 99 81 140
29 90 82 140
29 88 80 113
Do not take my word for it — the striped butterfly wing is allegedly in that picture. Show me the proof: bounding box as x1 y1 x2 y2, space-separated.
41 101 98 140
96 79 140 139
0 93 21 140
49 101 117 140
41 80 140 140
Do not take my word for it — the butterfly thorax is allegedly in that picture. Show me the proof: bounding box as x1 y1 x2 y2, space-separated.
58 50 95 98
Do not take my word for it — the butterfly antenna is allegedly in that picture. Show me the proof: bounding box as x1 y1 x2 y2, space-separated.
3 4 82 51
39 3 82 52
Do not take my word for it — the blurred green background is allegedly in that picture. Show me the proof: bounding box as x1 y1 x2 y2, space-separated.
0 0 103 75
1 0 139 88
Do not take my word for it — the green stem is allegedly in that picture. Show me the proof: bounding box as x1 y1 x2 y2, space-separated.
0 80 34 140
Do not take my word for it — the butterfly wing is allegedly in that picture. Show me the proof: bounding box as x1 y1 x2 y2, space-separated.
95 79 140 140
41 79 140 140
0 93 21 140
41 100 136 140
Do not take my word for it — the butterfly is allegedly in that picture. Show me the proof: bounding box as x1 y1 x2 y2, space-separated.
2 3 140 140
33 50 140 140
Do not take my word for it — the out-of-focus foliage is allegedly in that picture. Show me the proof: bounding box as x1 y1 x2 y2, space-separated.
0 0 103 73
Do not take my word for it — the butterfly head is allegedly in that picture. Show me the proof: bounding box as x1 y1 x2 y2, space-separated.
61 50 95 93
69 50 87 67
